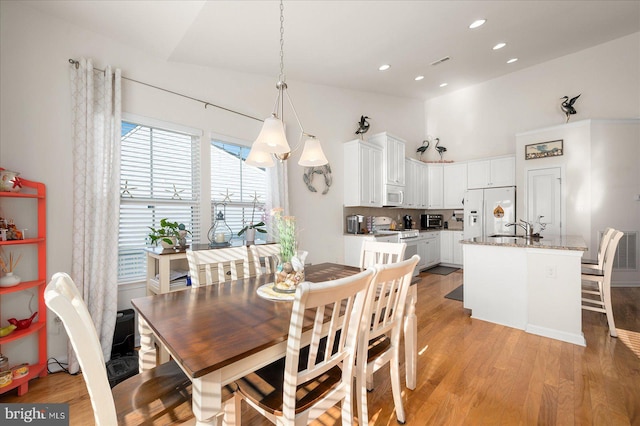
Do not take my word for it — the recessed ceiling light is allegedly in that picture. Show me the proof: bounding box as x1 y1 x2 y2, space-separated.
378 64 390 71
507 58 518 64
440 83 448 87
469 19 486 29
493 42 507 50
415 75 424 81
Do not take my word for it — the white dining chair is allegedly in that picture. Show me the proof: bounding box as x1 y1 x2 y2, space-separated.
186 245 251 287
249 243 281 276
44 272 200 425
359 240 407 270
582 227 615 273
581 229 623 337
355 255 420 426
233 268 375 425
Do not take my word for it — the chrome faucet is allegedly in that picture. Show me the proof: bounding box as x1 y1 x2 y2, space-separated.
506 219 534 237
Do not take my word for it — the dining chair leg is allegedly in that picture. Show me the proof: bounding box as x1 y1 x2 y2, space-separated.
603 281 617 337
341 390 355 426
355 368 370 426
366 372 374 391
390 346 406 424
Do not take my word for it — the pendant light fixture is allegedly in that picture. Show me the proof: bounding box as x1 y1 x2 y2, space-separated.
246 0 328 168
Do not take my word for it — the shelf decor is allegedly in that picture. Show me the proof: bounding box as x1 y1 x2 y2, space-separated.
0 177 48 396
525 139 563 160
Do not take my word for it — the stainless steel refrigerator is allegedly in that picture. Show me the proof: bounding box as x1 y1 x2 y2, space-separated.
463 187 516 239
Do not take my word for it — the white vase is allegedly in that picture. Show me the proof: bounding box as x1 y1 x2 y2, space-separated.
245 228 256 242
160 236 177 249
0 272 21 287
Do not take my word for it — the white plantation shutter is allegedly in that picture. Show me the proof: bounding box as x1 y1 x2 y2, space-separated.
210 141 267 239
118 121 201 283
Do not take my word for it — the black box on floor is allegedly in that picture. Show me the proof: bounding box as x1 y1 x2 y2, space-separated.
111 309 135 358
106 356 138 388
106 309 138 387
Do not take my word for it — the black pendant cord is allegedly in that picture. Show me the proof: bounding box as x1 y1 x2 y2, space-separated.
68 58 263 123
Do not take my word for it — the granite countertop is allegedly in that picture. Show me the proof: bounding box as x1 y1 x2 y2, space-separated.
460 235 587 251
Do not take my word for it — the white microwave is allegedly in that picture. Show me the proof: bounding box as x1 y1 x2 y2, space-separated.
383 185 404 206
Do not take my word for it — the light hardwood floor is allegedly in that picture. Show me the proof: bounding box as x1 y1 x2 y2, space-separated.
2 270 639 425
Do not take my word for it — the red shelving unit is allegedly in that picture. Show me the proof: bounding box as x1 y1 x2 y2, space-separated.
0 179 47 396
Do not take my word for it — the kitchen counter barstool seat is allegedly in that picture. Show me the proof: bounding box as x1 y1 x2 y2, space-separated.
581 227 615 274
581 230 623 337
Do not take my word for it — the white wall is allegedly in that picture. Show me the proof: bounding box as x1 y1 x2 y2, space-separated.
424 33 640 162
0 2 424 360
426 33 640 286
515 119 640 286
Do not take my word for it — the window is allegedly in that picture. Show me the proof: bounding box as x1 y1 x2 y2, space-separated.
210 140 267 240
118 120 201 284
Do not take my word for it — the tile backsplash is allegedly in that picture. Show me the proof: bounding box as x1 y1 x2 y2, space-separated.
343 207 463 232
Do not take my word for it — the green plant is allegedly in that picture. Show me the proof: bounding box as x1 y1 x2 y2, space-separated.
237 198 267 236
271 208 296 262
148 219 189 246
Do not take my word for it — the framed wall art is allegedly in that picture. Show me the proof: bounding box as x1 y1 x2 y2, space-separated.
525 139 563 160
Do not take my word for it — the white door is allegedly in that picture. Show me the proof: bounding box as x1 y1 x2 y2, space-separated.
527 167 562 235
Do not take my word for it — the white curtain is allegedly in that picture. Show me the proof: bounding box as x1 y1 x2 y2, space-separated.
266 161 289 215
69 58 121 373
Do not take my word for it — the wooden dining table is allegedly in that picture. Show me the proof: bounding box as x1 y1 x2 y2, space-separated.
131 262 418 425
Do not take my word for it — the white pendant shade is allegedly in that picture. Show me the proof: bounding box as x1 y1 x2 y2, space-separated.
245 145 275 168
252 114 291 154
298 137 328 167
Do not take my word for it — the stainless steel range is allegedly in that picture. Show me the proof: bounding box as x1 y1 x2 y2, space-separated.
373 217 420 275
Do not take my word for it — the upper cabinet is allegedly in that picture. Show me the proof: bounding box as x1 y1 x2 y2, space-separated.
427 164 443 209
404 159 416 208
368 132 406 187
404 158 428 209
467 156 515 189
343 139 383 207
443 163 467 209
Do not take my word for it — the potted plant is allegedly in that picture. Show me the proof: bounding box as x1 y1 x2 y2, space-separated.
237 195 267 242
148 219 189 248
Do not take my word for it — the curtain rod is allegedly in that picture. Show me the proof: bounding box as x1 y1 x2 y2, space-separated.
68 59 263 123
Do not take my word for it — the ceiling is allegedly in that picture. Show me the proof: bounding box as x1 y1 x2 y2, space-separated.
25 0 640 100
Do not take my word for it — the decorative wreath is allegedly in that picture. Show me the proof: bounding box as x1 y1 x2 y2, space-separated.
302 164 332 195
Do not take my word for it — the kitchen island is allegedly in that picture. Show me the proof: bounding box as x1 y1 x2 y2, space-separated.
461 235 588 346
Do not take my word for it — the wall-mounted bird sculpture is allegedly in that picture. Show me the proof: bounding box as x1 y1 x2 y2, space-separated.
355 115 370 138
560 94 581 123
416 139 430 160
435 138 447 161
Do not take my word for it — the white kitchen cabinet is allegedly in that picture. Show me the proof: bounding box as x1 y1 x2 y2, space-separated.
404 158 428 209
415 161 429 208
443 163 467 209
467 156 515 189
343 139 383 207
418 232 440 269
404 158 416 208
453 231 464 265
440 230 464 266
425 232 440 268
427 164 443 209
368 132 406 186
440 231 452 264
